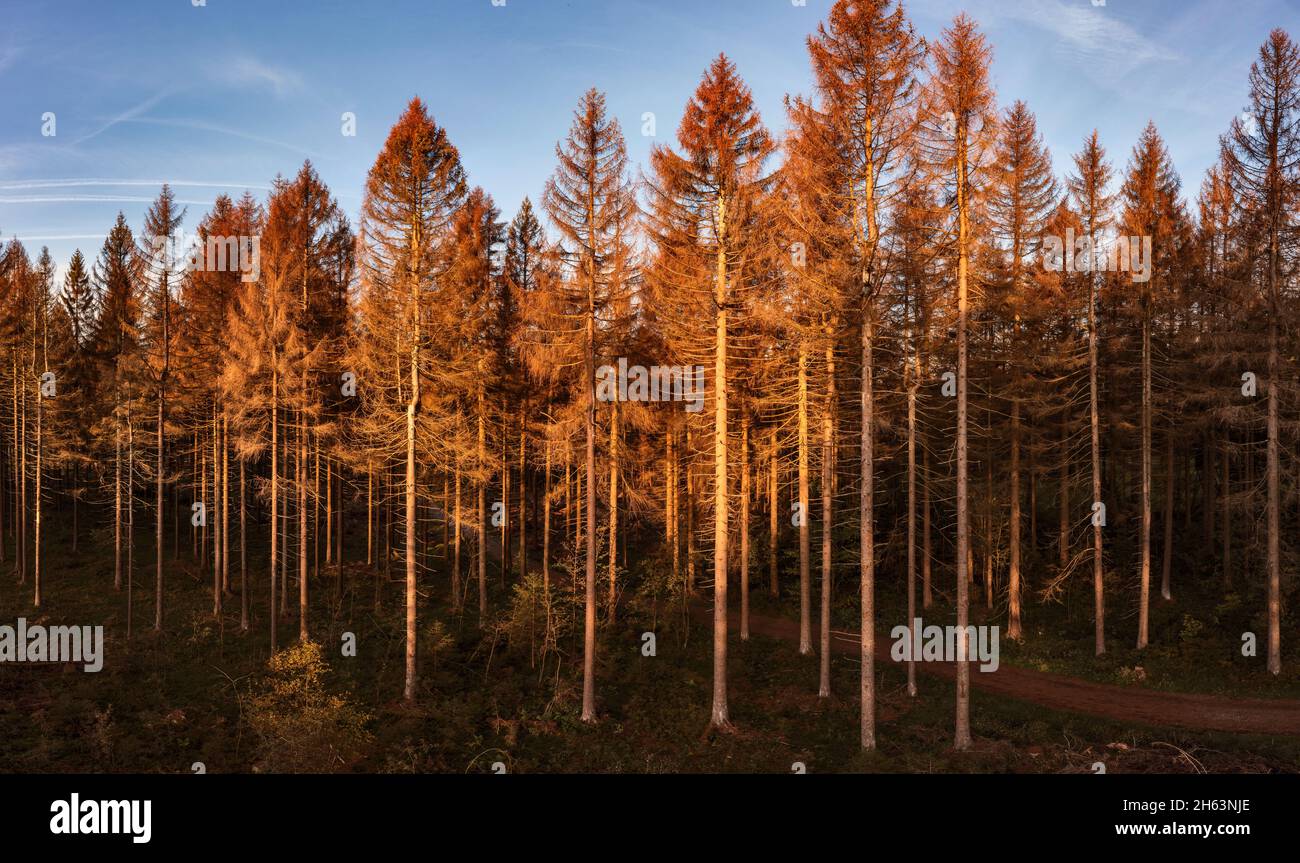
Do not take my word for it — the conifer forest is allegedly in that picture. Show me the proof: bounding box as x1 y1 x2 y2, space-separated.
2 0 1300 806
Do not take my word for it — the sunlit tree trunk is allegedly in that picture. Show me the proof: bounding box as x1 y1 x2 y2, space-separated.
302 409 311 643
906 319 917 694
686 426 696 594
1088 257 1104 656
819 324 835 699
860 313 876 745
542 437 551 594
581 277 597 722
797 343 811 655
709 195 730 729
955 117 973 750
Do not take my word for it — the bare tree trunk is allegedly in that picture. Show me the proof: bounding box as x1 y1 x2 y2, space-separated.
451 459 463 608
861 314 876 746
608 400 619 623
1161 432 1173 600
240 457 248 632
954 142 972 750
313 440 320 581
127 405 134 639
1267 227 1281 675
270 364 279 653
73 467 79 555
984 422 993 611
519 411 527 582
709 201 730 729
543 437 551 594
1089 266 1104 656
797 344 811 655
1223 438 1232 587
740 420 750 641
280 433 288 616
441 472 449 562
321 454 327 569
154 369 165 632
667 428 678 587
906 323 917 694
1030 449 1038 551
500 435 508 586
212 411 221 617
403 282 419 702
581 293 598 723
222 416 230 596
576 444 583 554
768 426 778 598
923 445 932 609
33 378 41 607
335 461 343 589
1009 384 1022 640
1137 309 1151 649
686 426 696 593
18 353 26 586
0 402 5 566
1059 413 1070 568
115 415 122 591
1204 432 1216 553
478 380 488 621
301 412 310 643
819 326 835 699
197 435 204 566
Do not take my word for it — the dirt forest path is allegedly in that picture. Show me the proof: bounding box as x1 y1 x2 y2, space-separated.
444 515 1298 736
724 609 1300 736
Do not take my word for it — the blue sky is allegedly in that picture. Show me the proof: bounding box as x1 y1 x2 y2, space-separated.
2 0 1297 277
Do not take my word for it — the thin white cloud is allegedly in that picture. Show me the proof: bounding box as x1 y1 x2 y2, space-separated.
914 0 1178 85
216 56 303 97
74 89 179 145
10 233 107 242
0 179 272 192
0 195 218 206
1007 0 1179 74
125 117 318 159
0 41 21 74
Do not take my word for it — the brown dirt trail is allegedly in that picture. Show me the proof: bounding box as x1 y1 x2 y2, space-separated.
726 608 1300 736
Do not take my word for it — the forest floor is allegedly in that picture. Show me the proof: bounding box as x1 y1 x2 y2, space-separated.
1 516 1298 773
732 608 1300 736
